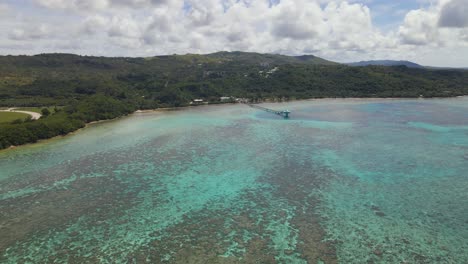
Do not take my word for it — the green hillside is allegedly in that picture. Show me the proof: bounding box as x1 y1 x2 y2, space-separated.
205 51 338 65
0 51 467 149
0 52 466 108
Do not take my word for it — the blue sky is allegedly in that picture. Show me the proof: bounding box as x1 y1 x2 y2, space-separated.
366 0 424 28
0 0 467 67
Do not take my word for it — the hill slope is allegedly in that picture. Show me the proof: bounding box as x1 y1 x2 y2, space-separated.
204 51 338 66
347 60 423 68
0 51 467 149
0 52 466 108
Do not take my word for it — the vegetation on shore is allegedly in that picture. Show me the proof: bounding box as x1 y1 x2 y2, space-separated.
0 52 467 149
0 112 30 124
0 95 134 149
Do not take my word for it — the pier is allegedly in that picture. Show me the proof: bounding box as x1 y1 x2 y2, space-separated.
246 103 290 118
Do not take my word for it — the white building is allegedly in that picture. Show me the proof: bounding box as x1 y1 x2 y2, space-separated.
191 99 204 105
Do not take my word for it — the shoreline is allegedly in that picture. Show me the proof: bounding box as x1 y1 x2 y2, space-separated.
256 95 468 103
1 96 466 152
1 116 126 153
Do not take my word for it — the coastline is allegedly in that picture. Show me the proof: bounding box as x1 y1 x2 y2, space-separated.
1 96 466 153
0 116 126 153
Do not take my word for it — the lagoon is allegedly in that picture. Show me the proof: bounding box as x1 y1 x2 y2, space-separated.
0 98 467 263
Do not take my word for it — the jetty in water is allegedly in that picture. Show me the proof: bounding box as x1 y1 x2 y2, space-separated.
245 103 290 118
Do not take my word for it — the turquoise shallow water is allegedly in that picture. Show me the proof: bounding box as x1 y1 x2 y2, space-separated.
0 98 467 263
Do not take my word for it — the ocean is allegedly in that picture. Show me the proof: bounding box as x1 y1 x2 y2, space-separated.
1 98 467 263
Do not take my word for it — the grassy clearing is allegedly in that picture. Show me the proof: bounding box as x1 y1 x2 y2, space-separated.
16 107 59 114
0 112 30 123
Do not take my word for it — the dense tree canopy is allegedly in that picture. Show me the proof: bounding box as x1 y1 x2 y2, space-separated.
0 52 467 149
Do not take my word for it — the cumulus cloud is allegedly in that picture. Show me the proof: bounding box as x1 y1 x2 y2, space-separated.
398 8 439 45
9 25 52 41
108 15 142 38
438 0 468 28
34 0 176 10
28 0 386 56
271 1 323 40
81 15 109 35
398 0 468 47
0 0 466 66
323 2 380 51
0 3 9 14
34 0 108 10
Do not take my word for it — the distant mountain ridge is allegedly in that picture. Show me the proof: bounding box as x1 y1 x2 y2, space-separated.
8 52 463 69
347 60 424 68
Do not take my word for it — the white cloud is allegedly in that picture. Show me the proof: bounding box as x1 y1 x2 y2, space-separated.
398 0 468 46
271 1 323 40
0 3 9 14
81 15 109 35
9 24 52 41
398 8 440 45
395 0 468 66
0 0 465 67
34 0 177 10
108 15 143 38
438 0 468 28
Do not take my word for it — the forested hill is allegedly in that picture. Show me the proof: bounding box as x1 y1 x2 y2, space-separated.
0 52 467 108
0 52 467 149
347 60 423 68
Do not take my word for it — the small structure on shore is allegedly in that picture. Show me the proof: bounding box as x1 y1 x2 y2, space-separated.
191 99 204 105
220 96 232 102
235 98 250 103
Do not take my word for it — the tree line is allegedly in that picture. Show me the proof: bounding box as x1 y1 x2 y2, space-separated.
0 52 467 149
0 95 134 149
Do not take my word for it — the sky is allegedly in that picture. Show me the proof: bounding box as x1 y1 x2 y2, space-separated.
0 0 467 67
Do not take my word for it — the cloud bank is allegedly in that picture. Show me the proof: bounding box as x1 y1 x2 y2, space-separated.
0 0 467 67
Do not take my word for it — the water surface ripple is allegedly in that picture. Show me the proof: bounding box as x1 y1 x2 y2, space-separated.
0 98 467 263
